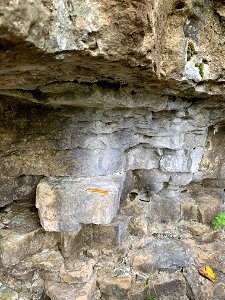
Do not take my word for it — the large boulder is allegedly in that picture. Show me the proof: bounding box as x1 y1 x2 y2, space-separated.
36 174 124 232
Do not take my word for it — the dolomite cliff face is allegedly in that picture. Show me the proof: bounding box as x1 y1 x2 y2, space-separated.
1 0 225 299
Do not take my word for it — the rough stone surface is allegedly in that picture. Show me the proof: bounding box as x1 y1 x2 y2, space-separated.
126 147 160 170
1 0 225 100
2 1 225 299
60 258 95 284
0 203 59 268
36 174 124 232
132 239 192 273
148 271 188 300
150 188 182 222
30 250 64 272
0 283 18 300
0 176 42 207
98 275 132 300
45 274 96 300
70 216 128 252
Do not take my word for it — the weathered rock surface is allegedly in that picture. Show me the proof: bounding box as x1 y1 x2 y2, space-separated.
132 239 192 273
1 0 225 101
36 174 124 232
0 176 42 207
98 275 132 300
0 283 18 300
60 258 95 284
45 274 96 300
2 0 225 299
148 271 188 300
0 203 59 268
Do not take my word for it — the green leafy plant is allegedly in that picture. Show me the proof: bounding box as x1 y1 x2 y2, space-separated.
212 212 225 229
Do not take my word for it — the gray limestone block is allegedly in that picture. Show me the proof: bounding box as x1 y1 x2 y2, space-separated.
29 249 64 273
98 276 132 300
85 216 128 249
60 216 128 256
189 147 204 173
132 169 170 193
61 258 95 284
126 147 160 170
0 149 69 178
170 173 193 186
181 201 198 221
160 150 189 172
57 148 125 177
149 188 182 222
148 271 188 300
148 134 184 150
120 170 134 201
71 132 131 150
138 116 172 137
167 97 191 110
59 229 82 258
132 239 192 273
13 175 43 202
183 265 221 300
183 133 207 150
128 215 148 236
219 162 225 179
36 173 125 232
0 175 42 207
0 138 124 177
195 193 222 225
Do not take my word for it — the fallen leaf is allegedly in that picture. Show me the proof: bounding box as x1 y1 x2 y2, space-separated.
198 265 216 282
86 188 108 195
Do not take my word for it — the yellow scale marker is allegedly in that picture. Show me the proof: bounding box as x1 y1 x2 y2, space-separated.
86 188 109 195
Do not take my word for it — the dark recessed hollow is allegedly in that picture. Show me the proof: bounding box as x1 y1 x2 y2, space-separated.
175 1 185 9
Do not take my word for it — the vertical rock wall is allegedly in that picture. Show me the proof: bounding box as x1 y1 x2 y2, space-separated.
1 0 225 299
0 96 225 299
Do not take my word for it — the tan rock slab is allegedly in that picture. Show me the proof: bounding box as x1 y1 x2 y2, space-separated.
45 274 96 300
98 275 132 300
0 228 58 268
60 259 95 284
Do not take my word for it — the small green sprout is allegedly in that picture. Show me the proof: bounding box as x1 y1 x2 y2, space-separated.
143 278 160 300
144 278 150 286
195 62 204 78
212 212 225 229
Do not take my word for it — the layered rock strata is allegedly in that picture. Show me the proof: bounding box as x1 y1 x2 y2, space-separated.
1 0 225 299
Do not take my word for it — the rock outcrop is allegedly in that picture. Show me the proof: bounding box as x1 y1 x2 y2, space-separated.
1 0 225 299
